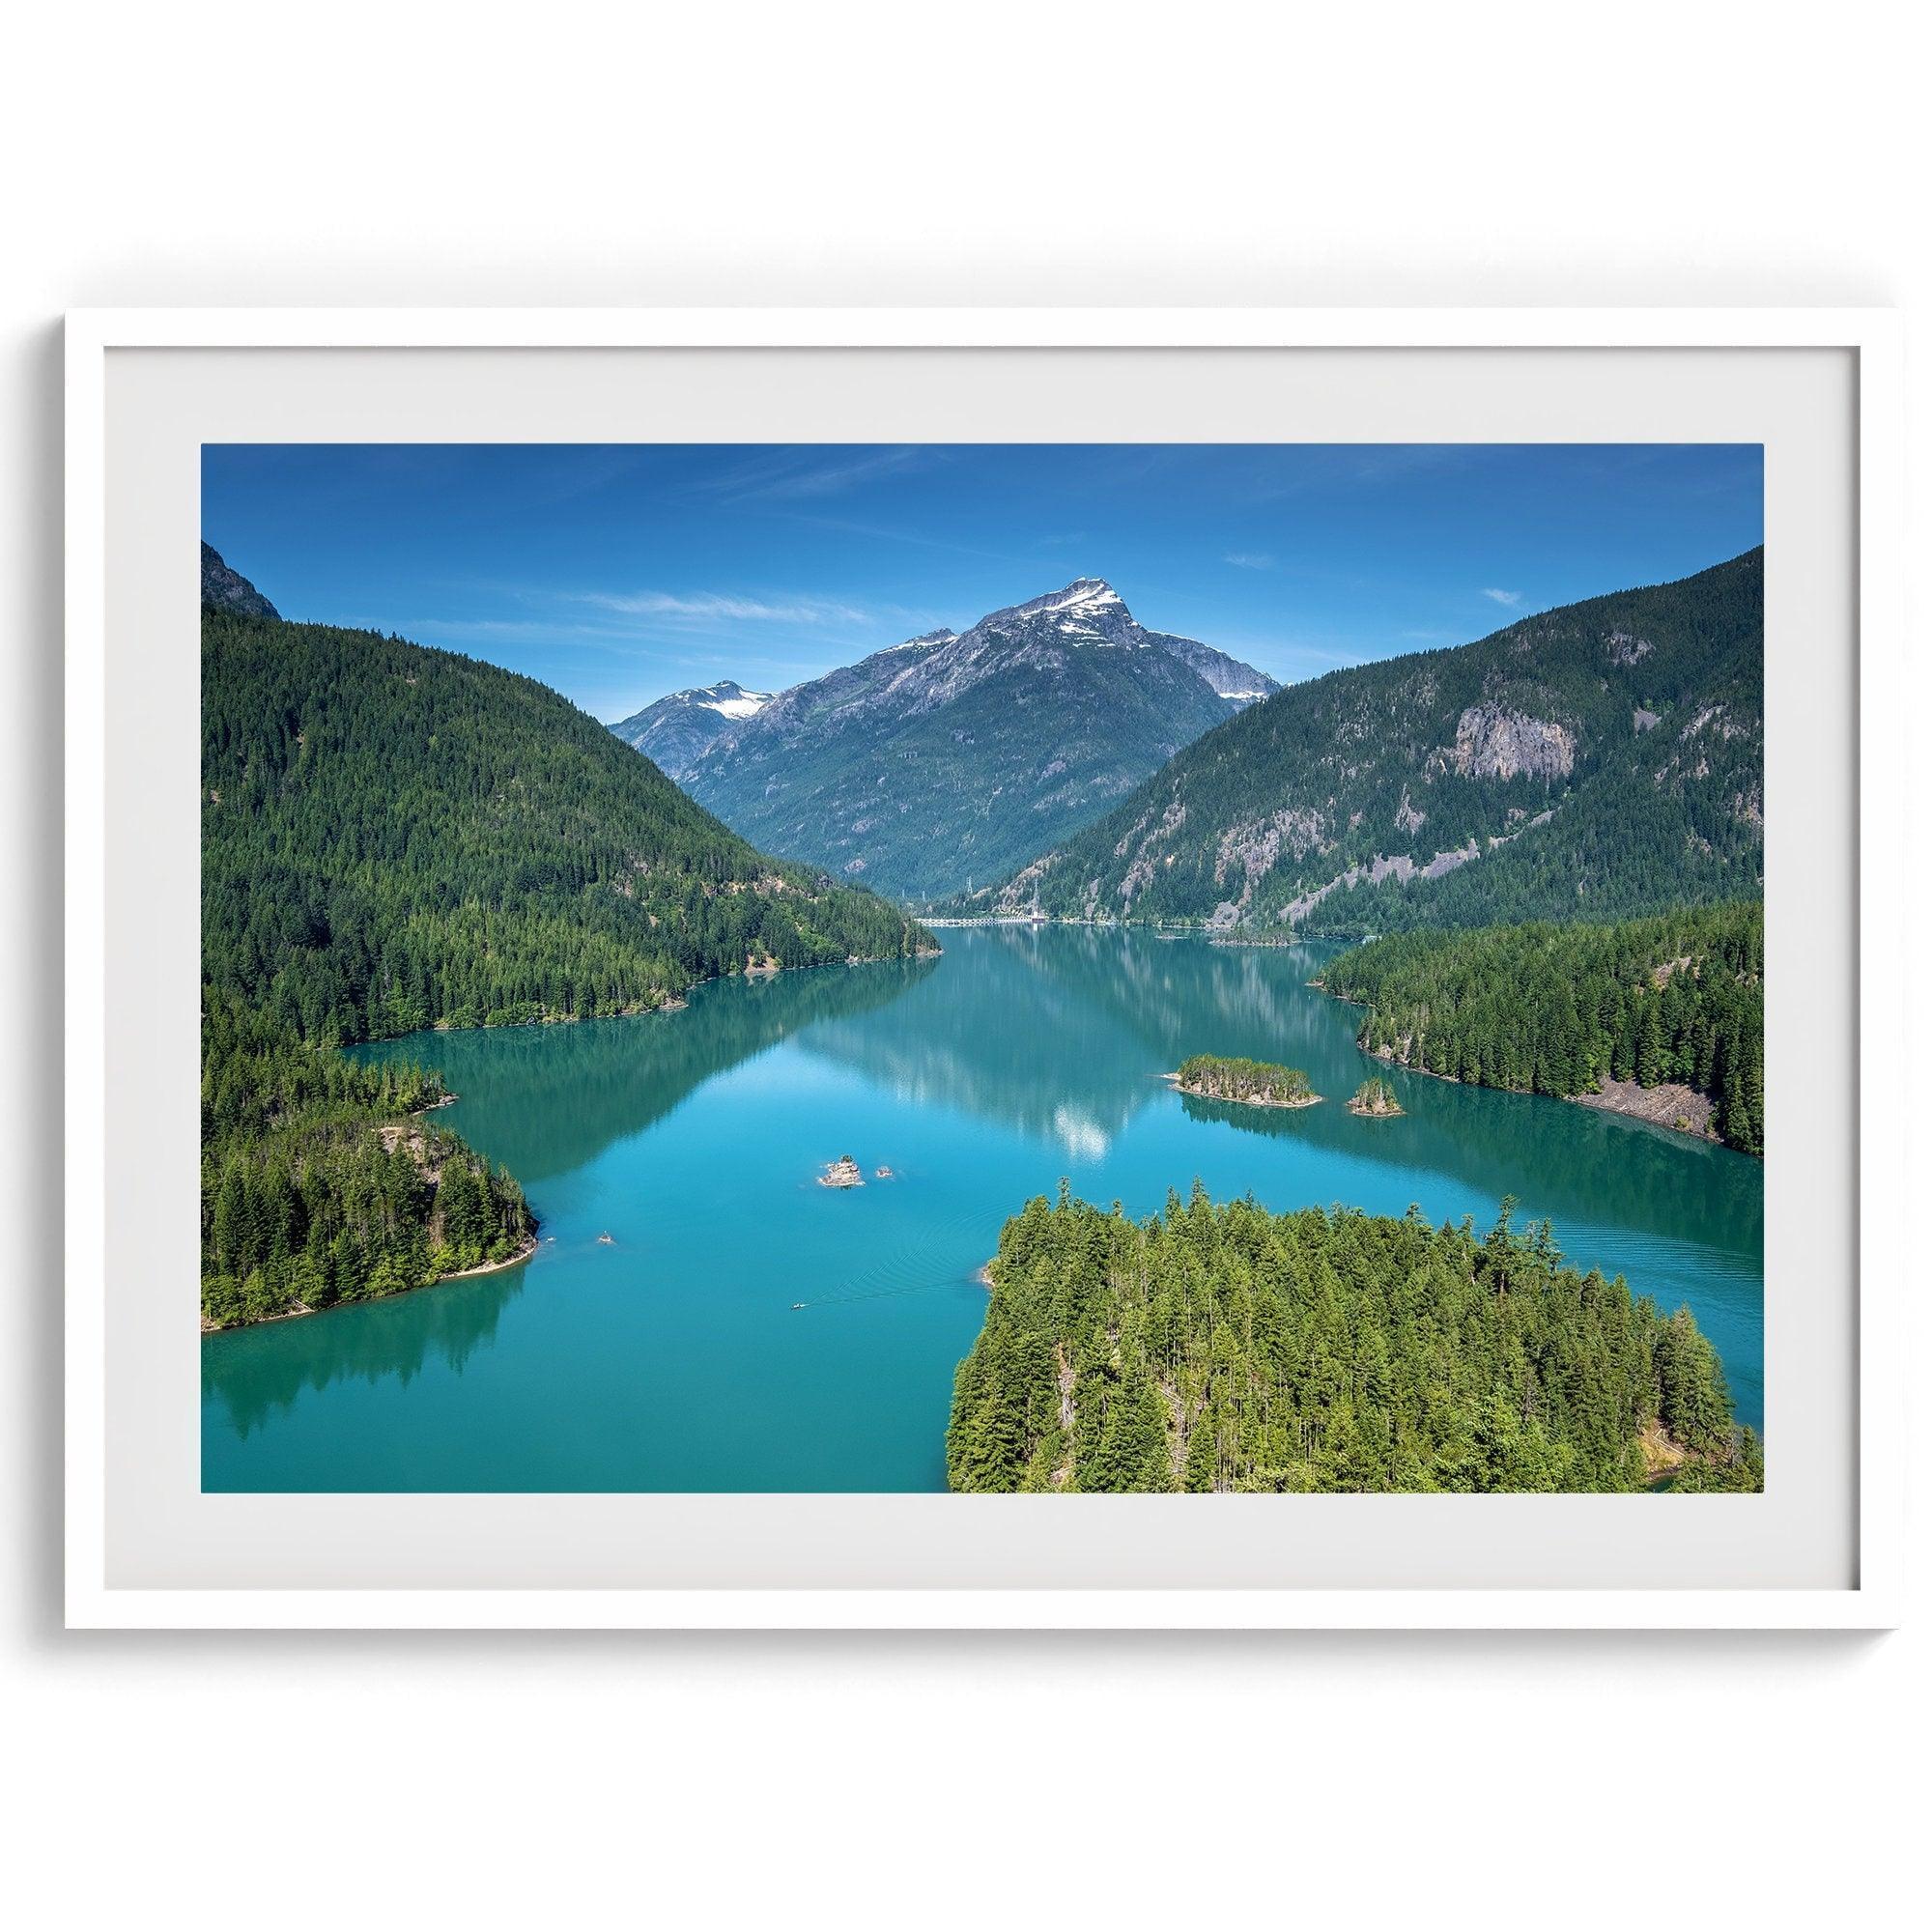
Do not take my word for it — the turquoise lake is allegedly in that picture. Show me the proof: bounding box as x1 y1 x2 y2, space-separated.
201 926 1765 1491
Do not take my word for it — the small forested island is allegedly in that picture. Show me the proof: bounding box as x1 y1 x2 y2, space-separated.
1349 1077 1404 1118
1320 902 1763 1153
1172 1053 1320 1109
948 1187 1761 1493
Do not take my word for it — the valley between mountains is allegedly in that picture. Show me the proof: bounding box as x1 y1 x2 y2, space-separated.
611 553 1761 934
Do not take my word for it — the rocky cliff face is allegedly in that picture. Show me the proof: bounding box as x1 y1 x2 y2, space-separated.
1444 702 1577 781
201 542 279 620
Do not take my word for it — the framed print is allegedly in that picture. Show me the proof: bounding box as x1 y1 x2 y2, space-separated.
64 309 1903 1628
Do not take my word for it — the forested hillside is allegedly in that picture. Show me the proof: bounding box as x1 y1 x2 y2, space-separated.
1321 902 1763 1152
201 602 930 1326
204 611 930 1040
961 550 1762 933
948 1189 1760 1493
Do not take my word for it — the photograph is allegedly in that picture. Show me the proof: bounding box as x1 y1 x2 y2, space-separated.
197 440 1766 1497
14 5 1926 1922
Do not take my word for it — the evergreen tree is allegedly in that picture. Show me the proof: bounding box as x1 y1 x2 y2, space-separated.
1323 902 1764 1152
947 1191 1755 1494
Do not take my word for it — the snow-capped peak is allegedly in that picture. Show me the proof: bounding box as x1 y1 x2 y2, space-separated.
692 679 773 720
1022 578 1123 618
980 578 1133 636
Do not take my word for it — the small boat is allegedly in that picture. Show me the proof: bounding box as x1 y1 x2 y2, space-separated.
791 1301 807 1310
873 1165 895 1179
596 1232 614 1244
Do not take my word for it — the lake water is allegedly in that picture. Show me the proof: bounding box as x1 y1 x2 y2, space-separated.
201 926 1764 1491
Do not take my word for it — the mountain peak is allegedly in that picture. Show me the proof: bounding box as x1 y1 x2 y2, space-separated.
968 582 1280 706
691 680 773 719
201 541 279 621
672 578 1268 900
608 677 774 776
1021 577 1122 611
982 578 1133 638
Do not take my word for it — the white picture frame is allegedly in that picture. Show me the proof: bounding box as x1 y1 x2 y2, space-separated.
65 308 1905 1630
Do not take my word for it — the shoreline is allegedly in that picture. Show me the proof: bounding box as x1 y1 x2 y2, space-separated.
1163 1071 1322 1111
1569 1078 1720 1143
1318 987 1742 1151
390 943 938 1042
920 913 1357 944
1354 1042 1731 1146
201 1231 541 1337
207 950 929 1336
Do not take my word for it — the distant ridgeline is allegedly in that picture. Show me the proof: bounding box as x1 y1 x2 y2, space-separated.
959 549 1763 934
1321 903 1764 1153
200 582 930 1327
948 1189 1761 1493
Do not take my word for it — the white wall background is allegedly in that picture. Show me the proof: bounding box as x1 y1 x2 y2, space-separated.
4 4 1922 1924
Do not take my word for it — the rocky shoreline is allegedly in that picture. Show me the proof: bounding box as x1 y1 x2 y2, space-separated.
1164 1071 1322 1110
1570 1077 1719 1142
1354 1041 1724 1143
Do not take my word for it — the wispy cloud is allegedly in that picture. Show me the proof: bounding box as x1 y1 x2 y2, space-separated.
1223 552 1274 570
696 446 938 506
411 578 932 668
575 589 873 626
405 617 665 658
1481 587 1522 607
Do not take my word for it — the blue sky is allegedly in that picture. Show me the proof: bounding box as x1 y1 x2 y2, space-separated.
203 443 1763 723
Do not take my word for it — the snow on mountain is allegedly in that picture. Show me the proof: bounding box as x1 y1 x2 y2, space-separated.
607 678 775 780
666 580 1275 901
695 683 773 721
